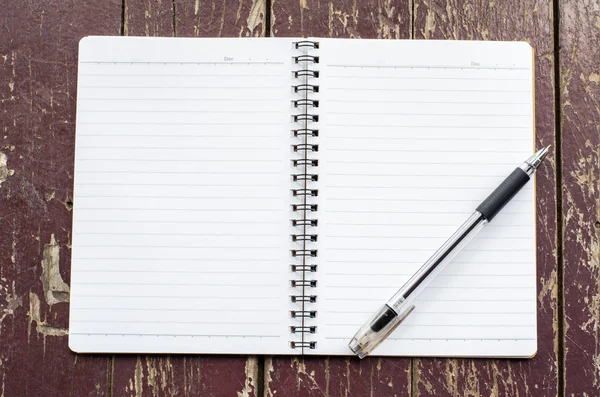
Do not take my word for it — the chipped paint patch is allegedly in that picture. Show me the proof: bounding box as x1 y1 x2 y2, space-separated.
0 152 14 187
264 357 274 397
237 357 258 397
28 292 68 340
246 0 265 36
135 357 143 397
41 234 70 305
0 281 22 329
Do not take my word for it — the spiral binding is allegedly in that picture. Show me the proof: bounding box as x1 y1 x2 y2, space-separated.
290 40 319 352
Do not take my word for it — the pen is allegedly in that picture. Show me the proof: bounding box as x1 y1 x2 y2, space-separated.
348 146 550 358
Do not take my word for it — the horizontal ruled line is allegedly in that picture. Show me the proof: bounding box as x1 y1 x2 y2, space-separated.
324 337 535 341
326 173 510 177
73 295 278 299
325 286 532 290
75 207 282 211
75 171 281 175
327 248 531 252
72 308 279 312
327 64 529 70
78 98 283 101
77 147 280 151
78 135 283 139
71 333 280 338
327 88 529 93
325 137 530 142
326 75 530 81
81 61 285 65
325 260 533 264
328 112 530 117
76 320 279 325
326 197 529 202
326 210 526 215
76 159 282 163
76 196 281 199
328 100 530 105
325 311 535 315
76 282 279 286
327 124 529 129
80 85 282 89
76 232 280 237
323 273 533 277
72 258 280 262
326 223 533 227
325 298 533 302
76 270 279 274
326 149 529 153
79 110 281 113
80 73 283 77
74 220 280 224
75 245 280 249
326 323 533 327
77 122 284 126
75 183 280 186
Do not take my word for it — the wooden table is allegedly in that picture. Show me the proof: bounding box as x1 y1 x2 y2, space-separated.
0 0 597 395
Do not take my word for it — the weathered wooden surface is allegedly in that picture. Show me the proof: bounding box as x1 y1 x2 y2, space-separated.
4 0 600 395
107 1 266 396
0 0 121 396
175 0 267 37
266 1 412 396
412 0 559 396
271 0 411 38
560 0 600 396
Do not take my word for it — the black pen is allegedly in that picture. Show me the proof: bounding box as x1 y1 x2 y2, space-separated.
349 147 550 358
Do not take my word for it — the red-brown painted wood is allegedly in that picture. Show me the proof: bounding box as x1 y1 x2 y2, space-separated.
107 2 266 396
0 1 121 396
271 0 411 38
125 0 176 36
175 0 267 37
560 0 600 395
412 0 559 396
267 1 412 396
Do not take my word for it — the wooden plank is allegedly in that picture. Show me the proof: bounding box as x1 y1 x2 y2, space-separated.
559 1 600 395
412 1 559 396
0 0 121 396
175 0 266 37
271 0 411 38
267 1 412 396
266 357 410 397
125 0 175 36
108 2 266 396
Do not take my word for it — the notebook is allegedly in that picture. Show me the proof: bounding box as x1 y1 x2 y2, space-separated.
69 37 536 357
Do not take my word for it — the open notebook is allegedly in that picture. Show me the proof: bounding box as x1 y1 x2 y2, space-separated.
70 37 536 357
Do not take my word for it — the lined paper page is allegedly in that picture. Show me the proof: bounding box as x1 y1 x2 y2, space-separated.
70 37 295 354
314 39 536 357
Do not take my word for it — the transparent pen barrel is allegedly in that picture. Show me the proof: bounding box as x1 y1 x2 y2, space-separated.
388 211 488 312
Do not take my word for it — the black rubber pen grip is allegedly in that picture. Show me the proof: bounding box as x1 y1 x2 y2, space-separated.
476 168 530 221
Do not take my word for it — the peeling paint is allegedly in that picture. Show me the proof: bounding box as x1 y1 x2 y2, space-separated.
0 152 14 187
237 357 258 397
246 0 265 36
135 356 143 397
40 234 70 305
27 292 68 341
0 281 22 329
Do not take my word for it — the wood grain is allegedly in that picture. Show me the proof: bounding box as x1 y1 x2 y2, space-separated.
125 0 176 36
413 0 559 396
560 0 600 395
271 0 411 38
175 0 267 37
0 0 121 396
267 2 411 396
107 1 266 396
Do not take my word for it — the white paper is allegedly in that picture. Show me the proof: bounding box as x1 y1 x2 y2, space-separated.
313 39 536 357
70 37 297 354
